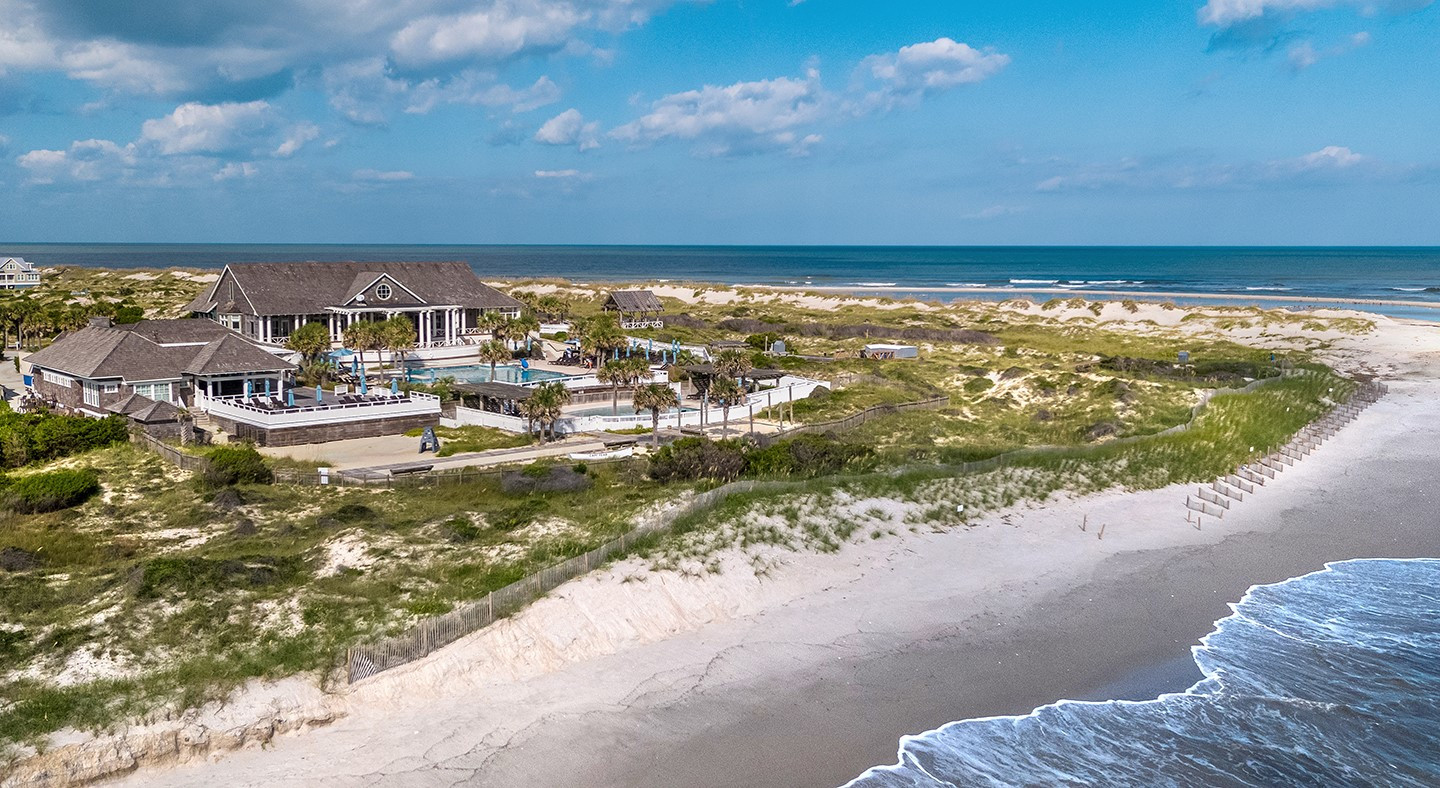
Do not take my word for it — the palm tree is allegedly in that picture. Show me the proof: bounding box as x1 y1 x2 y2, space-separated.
286 321 331 365
476 310 509 342
708 376 745 437
714 348 754 391
477 339 512 381
507 313 540 354
598 356 650 416
536 294 571 321
633 383 679 448
342 321 384 381
381 316 417 377
579 315 623 367
526 381 572 442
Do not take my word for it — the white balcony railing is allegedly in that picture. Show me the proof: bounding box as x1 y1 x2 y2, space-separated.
203 391 440 428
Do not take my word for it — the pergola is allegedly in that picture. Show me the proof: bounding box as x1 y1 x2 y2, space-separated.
454 381 533 415
603 290 665 329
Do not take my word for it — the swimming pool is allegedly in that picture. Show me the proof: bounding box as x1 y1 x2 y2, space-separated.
409 365 568 385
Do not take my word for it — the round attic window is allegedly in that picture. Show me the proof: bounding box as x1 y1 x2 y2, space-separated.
375 283 392 300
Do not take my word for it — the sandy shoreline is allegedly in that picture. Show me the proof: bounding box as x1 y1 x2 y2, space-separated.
89 342 1440 788
749 283 1440 310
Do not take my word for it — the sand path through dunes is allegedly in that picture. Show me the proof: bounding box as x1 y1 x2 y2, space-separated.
110 368 1440 788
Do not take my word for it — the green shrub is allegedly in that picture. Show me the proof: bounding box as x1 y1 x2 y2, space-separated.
745 433 874 478
648 437 747 482
202 444 273 487
0 412 128 469
965 377 994 395
3 469 101 513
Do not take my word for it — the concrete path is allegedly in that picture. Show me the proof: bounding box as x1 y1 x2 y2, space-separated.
259 433 609 473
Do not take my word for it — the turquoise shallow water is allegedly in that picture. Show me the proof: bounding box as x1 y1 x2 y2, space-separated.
846 558 1440 788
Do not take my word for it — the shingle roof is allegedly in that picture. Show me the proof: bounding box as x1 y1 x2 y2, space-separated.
183 334 296 376
26 327 192 381
604 290 664 313
106 392 155 415
186 261 522 316
129 399 182 423
118 319 236 346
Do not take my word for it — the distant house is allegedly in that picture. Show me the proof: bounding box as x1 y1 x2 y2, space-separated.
184 261 524 362
602 290 665 329
25 317 441 446
862 343 919 360
0 257 41 289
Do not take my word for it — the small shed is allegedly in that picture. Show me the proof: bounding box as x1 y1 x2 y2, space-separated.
862 343 919 360
602 290 664 329
107 393 185 439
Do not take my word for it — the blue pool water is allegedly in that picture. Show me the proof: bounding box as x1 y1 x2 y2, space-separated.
846 558 1440 787
409 365 567 385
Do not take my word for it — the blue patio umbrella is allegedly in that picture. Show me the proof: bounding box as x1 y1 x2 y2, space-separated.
264 379 271 398
352 356 360 375
360 377 368 395
244 379 253 397
390 378 399 395
315 385 323 402
286 390 295 406
648 338 653 355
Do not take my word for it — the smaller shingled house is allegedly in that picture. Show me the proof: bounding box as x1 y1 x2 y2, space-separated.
107 392 184 440
25 317 294 417
602 290 665 329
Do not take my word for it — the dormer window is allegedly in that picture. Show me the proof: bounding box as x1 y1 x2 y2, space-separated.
375 283 392 300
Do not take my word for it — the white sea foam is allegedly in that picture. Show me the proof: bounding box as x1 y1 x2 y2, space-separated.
1010 279 1059 284
854 282 898 287
946 283 988 288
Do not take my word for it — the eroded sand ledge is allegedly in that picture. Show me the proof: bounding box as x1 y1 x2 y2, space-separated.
8 314 1440 788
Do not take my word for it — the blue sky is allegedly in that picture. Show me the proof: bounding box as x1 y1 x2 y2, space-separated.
0 0 1436 244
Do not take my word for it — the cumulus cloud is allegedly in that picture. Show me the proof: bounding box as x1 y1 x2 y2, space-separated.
856 37 1010 110
608 37 1007 157
1199 0 1429 56
611 69 829 157
0 0 698 107
273 122 320 157
1287 32 1372 71
213 161 257 181
17 138 137 184
534 108 600 150
139 100 275 155
406 74 561 115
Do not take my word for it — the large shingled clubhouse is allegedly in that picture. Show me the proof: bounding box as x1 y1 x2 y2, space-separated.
185 261 524 360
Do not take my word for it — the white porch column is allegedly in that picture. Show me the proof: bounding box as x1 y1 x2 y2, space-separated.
421 311 431 345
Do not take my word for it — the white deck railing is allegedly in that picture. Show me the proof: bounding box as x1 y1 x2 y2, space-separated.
204 391 440 428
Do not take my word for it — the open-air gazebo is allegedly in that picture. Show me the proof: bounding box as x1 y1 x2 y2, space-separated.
454 381 533 416
603 290 665 330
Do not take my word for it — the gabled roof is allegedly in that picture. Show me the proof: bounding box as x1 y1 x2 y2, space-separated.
26 327 191 381
604 290 664 313
183 334 296 376
1 257 36 271
186 261 522 316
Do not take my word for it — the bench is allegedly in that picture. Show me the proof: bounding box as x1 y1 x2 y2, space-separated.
389 464 433 477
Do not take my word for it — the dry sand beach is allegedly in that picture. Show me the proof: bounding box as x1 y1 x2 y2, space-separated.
73 313 1440 788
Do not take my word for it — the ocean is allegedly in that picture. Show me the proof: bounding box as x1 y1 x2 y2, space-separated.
5 244 1440 319
846 558 1440 788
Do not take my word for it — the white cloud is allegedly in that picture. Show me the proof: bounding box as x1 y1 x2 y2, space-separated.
273 122 321 157
857 37 1010 110
611 69 829 156
390 3 585 67
1033 146 1386 192
16 139 137 184
964 205 1028 220
139 100 276 155
407 73 561 115
213 162 258 181
353 168 415 181
534 168 590 179
1287 31 1372 71
1199 0 1338 27
534 108 600 150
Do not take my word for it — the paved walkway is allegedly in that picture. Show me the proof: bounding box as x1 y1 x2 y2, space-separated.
259 433 608 474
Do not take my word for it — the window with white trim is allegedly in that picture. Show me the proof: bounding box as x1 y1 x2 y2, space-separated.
43 370 71 388
83 382 99 406
375 283 392 300
102 383 119 394
131 382 173 403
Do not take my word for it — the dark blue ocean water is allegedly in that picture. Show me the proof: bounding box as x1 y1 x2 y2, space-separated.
846 558 1440 788
5 244 1440 319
